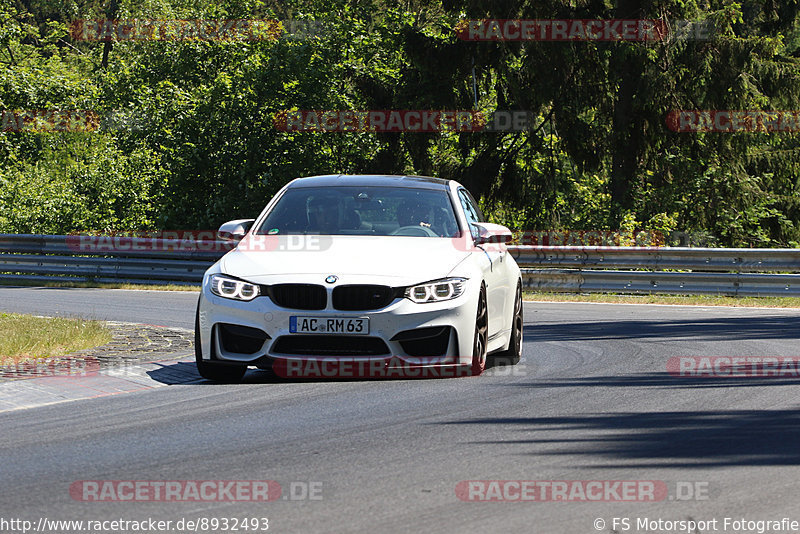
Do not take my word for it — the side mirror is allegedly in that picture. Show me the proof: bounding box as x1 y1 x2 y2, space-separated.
472 222 513 245
218 219 255 242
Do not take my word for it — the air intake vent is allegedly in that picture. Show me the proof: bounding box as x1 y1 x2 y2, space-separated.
391 326 452 357
272 335 391 356
218 324 269 355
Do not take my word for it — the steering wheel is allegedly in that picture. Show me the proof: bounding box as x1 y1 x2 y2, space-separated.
390 225 439 237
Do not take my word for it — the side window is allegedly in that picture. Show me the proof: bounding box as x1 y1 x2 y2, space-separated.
458 189 484 238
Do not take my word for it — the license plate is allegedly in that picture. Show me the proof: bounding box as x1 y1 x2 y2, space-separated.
289 316 369 335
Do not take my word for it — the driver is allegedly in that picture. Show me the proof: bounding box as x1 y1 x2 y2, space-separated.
308 196 340 233
398 200 435 229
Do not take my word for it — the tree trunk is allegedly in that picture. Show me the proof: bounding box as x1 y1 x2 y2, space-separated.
609 0 644 224
101 0 118 69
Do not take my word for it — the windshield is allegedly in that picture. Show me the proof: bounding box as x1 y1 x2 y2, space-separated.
255 186 460 237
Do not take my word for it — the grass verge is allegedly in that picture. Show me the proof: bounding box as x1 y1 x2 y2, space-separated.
524 291 800 308
0 313 112 364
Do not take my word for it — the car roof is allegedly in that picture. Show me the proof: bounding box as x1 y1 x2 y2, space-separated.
286 174 452 190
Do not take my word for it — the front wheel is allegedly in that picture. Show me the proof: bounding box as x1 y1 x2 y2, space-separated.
471 285 488 376
196 356 246 383
489 280 522 367
195 306 247 383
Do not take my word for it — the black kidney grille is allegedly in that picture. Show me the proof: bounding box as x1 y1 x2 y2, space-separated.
268 284 327 310
332 285 396 311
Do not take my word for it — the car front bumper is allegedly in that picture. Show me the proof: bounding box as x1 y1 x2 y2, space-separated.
197 276 480 372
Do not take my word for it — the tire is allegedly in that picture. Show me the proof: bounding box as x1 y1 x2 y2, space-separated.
471 285 488 376
489 280 522 367
195 304 247 383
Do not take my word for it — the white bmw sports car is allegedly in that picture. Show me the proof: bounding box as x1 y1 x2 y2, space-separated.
195 174 522 382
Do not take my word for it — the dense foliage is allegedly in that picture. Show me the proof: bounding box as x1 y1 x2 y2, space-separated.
2 0 800 246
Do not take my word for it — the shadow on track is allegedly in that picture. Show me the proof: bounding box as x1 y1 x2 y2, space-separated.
523 315 800 342
144 361 478 385
440 407 800 468
504 373 800 390
145 362 287 385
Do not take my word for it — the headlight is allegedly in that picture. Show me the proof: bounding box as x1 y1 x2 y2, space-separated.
404 277 467 303
209 274 260 301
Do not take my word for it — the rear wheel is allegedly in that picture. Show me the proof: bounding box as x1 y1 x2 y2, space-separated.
471 285 488 376
195 305 247 383
489 280 522 367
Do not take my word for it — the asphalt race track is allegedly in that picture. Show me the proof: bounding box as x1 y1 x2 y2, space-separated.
1 286 800 533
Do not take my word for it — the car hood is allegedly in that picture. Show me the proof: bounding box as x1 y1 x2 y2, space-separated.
219 235 471 287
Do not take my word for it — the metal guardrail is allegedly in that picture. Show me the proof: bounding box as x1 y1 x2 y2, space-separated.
510 245 800 272
521 269 800 296
1 234 800 296
0 234 228 260
0 234 226 285
511 245 800 295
